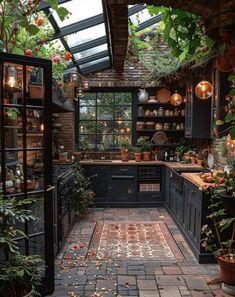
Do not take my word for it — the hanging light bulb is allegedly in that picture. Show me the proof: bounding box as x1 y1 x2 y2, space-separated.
76 87 84 98
170 90 182 106
226 135 235 152
40 123 44 131
83 79 89 90
7 65 17 87
195 80 213 100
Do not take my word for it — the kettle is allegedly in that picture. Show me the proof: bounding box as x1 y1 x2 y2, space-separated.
138 88 149 103
161 149 169 161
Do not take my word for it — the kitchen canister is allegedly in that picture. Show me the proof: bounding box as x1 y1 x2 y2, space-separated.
138 89 149 103
157 107 165 116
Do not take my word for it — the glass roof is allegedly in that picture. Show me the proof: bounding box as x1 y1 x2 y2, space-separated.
52 0 103 28
40 3 161 75
66 23 106 48
74 44 108 60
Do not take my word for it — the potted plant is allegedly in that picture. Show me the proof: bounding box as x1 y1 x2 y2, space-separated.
132 146 142 162
0 191 44 297
188 150 196 164
201 172 235 291
139 139 152 161
119 138 131 162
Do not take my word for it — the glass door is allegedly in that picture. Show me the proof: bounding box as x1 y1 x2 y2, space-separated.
0 53 54 295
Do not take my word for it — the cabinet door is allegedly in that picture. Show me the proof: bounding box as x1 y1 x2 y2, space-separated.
111 177 135 202
164 167 172 207
0 54 54 295
84 166 110 202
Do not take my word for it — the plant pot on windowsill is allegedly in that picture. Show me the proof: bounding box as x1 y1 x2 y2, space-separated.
121 148 129 162
134 152 142 162
142 151 151 161
29 84 43 99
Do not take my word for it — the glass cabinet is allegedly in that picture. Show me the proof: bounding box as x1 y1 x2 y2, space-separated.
0 53 54 294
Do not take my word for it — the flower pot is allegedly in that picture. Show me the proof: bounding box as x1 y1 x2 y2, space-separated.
134 153 142 162
142 151 151 161
190 156 196 164
196 159 203 166
220 194 235 217
6 287 33 297
29 84 43 99
121 152 129 162
217 255 235 285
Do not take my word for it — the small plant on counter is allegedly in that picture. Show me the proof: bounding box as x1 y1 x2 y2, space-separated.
131 146 142 162
72 162 95 215
0 191 44 297
119 138 131 162
137 138 152 161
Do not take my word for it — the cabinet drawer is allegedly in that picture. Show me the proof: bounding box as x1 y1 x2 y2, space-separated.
113 166 136 175
138 192 163 202
138 166 162 179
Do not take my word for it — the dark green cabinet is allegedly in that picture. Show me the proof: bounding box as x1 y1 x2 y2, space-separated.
111 176 135 203
164 167 172 207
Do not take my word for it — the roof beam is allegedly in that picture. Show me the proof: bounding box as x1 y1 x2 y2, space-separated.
70 36 107 54
128 5 146 16
136 14 162 32
81 60 110 75
48 13 104 41
67 50 109 69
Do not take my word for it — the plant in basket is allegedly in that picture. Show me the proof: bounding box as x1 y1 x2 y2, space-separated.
0 190 45 297
201 170 235 289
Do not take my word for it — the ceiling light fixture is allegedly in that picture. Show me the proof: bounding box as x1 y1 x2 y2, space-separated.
170 90 182 106
195 80 213 100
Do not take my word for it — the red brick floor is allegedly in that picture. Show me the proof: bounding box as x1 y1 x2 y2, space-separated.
49 208 231 297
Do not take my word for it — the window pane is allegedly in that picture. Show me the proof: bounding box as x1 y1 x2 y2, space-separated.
79 121 96 133
80 56 109 69
97 121 113 133
97 108 113 120
97 93 114 105
66 23 106 48
79 135 96 149
51 0 103 28
97 134 114 148
80 106 96 120
115 106 132 120
74 44 108 60
115 93 132 105
114 121 132 134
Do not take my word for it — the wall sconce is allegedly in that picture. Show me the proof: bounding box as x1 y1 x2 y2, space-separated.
6 65 18 88
195 80 213 100
83 79 90 90
170 90 182 106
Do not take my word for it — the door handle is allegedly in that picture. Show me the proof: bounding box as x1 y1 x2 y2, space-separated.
46 184 55 192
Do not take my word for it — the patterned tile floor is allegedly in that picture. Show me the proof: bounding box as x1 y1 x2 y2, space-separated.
49 208 231 297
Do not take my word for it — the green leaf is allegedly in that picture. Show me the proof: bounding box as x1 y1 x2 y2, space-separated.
27 24 39 35
228 75 235 81
229 126 235 140
225 111 234 122
46 0 58 10
229 89 235 96
57 7 70 21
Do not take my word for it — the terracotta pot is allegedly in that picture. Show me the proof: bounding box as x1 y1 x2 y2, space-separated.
217 255 235 285
121 150 129 162
216 55 233 72
196 159 203 166
220 194 235 217
142 151 151 161
134 153 142 162
190 156 196 164
29 84 43 99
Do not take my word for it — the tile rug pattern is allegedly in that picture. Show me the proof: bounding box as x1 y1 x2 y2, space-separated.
88 221 184 261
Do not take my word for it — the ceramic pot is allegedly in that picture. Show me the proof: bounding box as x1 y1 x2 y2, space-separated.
121 149 129 162
190 157 196 164
197 159 203 166
217 255 235 285
142 151 151 161
134 153 142 162
138 89 148 103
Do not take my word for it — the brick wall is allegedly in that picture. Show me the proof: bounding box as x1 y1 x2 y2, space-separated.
84 59 156 88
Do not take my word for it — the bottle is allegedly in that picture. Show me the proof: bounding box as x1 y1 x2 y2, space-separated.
169 150 174 162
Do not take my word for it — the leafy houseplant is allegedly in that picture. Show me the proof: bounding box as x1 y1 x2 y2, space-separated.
0 192 44 297
138 139 152 161
71 162 94 215
119 138 131 162
201 170 235 286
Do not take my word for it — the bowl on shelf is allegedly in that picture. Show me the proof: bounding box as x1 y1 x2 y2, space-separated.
151 132 168 144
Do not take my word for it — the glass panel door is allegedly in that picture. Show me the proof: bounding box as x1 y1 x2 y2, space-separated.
0 53 54 295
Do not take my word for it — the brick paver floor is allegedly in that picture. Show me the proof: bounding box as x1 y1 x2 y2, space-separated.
49 208 230 297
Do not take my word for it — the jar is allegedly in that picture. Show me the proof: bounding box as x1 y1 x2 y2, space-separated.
138 107 144 116
163 123 171 130
174 109 180 116
155 123 163 131
181 109 185 116
145 109 150 116
169 110 174 116
146 122 155 130
172 122 177 130
165 110 170 116
136 121 145 130
181 123 185 130
176 124 181 130
153 109 157 116
158 107 165 116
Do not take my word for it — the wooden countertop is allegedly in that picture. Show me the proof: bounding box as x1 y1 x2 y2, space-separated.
181 173 213 189
80 159 203 170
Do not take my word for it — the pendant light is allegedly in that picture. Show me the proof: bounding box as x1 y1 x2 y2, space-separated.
195 80 213 100
170 90 182 106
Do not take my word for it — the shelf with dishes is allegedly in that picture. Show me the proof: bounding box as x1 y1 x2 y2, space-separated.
136 129 185 133
136 121 185 131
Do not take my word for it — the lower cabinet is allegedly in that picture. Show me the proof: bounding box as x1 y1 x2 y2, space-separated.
111 176 136 204
164 167 172 207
